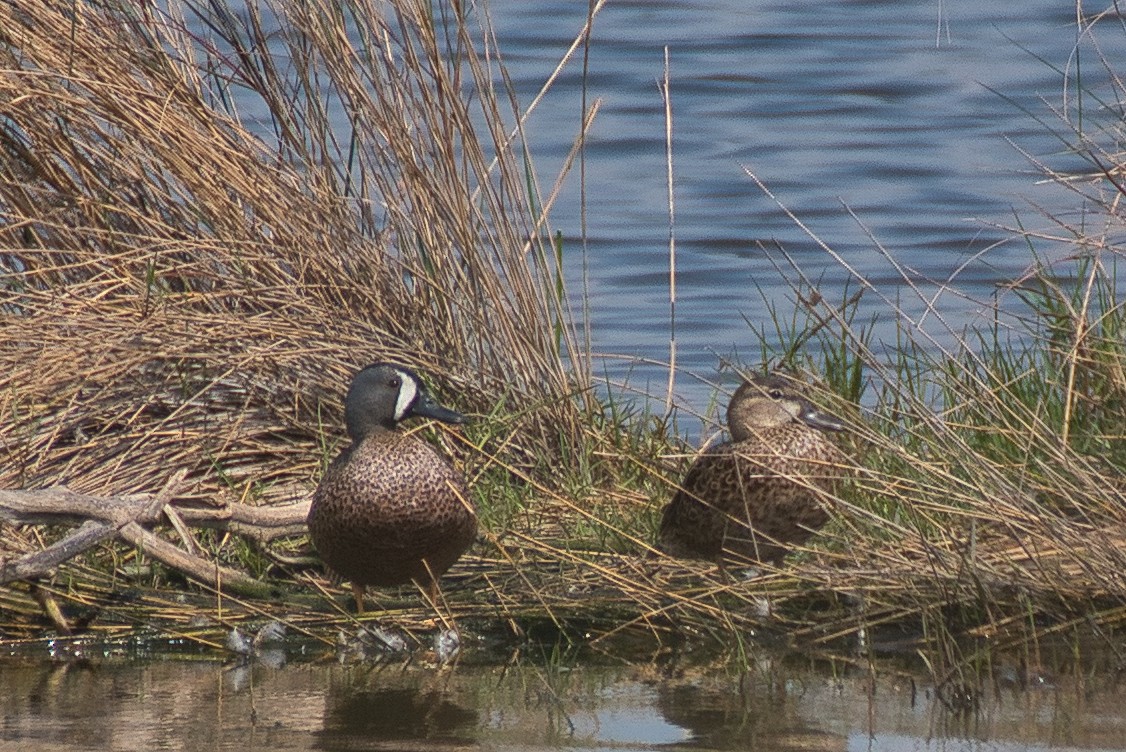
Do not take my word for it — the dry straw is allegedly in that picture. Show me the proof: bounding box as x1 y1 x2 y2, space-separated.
0 0 587 498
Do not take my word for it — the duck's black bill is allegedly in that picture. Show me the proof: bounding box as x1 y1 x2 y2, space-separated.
412 391 469 424
798 403 846 432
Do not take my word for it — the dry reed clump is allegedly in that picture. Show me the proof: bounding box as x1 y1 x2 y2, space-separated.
0 0 587 504
743 204 1126 642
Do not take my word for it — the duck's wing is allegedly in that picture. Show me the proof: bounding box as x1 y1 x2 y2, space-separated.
657 444 742 560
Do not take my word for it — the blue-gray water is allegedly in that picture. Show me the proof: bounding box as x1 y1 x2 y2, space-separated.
487 0 1118 410
5 650 1126 751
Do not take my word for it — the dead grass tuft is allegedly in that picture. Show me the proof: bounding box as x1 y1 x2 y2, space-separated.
0 0 587 501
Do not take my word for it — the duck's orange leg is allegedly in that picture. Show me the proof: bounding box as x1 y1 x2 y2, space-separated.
351 582 366 614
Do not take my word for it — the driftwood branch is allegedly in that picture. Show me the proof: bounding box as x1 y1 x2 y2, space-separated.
0 487 309 541
4 520 117 583
0 474 310 599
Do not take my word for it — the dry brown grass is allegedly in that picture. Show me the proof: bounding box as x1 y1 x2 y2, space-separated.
0 0 588 499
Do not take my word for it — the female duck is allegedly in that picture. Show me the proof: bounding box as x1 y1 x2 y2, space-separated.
307 363 476 611
658 373 848 566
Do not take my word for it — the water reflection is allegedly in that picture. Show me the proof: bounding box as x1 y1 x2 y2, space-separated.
317 671 478 749
656 676 842 750
2 651 1126 751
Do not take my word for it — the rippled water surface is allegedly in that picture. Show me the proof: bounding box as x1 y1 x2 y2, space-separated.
483 0 1122 408
5 650 1126 751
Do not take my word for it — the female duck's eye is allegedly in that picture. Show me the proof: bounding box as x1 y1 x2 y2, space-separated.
769 389 784 399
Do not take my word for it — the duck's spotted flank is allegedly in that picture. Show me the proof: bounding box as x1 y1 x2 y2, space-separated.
658 373 849 566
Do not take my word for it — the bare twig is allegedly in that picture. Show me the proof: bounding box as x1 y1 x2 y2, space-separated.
0 487 309 544
0 470 297 597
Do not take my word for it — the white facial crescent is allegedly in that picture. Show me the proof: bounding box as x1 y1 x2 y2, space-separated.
393 369 418 421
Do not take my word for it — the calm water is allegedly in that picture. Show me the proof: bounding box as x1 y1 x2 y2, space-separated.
4 650 1126 751
484 0 1120 409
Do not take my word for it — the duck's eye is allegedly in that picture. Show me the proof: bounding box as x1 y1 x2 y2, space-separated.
768 389 784 399
388 376 401 388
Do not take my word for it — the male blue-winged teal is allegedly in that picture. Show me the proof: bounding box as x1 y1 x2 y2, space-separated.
306 363 476 611
658 373 848 566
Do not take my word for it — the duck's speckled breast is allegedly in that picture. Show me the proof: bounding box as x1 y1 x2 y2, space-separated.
307 430 477 587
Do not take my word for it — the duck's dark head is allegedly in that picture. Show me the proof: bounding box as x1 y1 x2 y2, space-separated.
344 362 466 441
